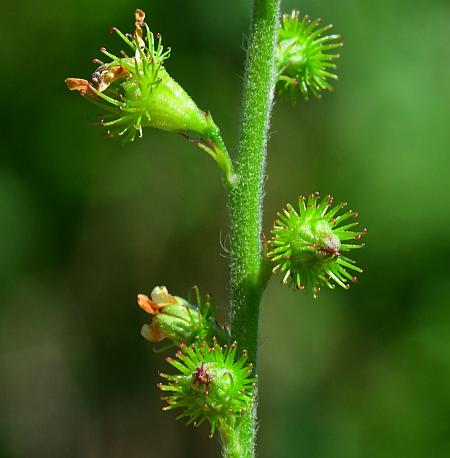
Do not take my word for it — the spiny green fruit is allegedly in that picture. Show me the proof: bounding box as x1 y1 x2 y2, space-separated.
138 286 229 347
158 340 255 436
276 10 343 100
65 9 211 142
268 193 367 298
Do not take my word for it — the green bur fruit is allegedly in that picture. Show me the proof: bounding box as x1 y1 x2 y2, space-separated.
65 9 211 142
276 10 343 100
159 340 255 436
101 66 209 135
268 193 367 298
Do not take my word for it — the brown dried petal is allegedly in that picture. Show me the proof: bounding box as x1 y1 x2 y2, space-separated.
65 78 97 99
137 294 163 315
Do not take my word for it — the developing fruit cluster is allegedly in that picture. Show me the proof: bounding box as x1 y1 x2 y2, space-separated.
66 6 367 445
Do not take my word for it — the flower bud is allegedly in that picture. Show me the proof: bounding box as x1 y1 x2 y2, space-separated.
138 286 229 346
268 193 367 298
65 10 210 141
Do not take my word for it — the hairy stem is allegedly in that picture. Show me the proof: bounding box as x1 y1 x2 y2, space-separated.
223 0 280 456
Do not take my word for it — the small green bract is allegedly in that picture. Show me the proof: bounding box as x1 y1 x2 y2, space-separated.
276 10 343 100
268 193 367 298
159 340 255 436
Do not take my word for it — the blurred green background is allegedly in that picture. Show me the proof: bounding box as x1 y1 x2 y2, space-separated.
1 0 450 456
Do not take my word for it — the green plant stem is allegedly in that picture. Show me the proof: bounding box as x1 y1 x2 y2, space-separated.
223 0 280 456
207 122 236 188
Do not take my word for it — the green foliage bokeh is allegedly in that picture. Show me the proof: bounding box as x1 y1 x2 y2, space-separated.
1 0 449 457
